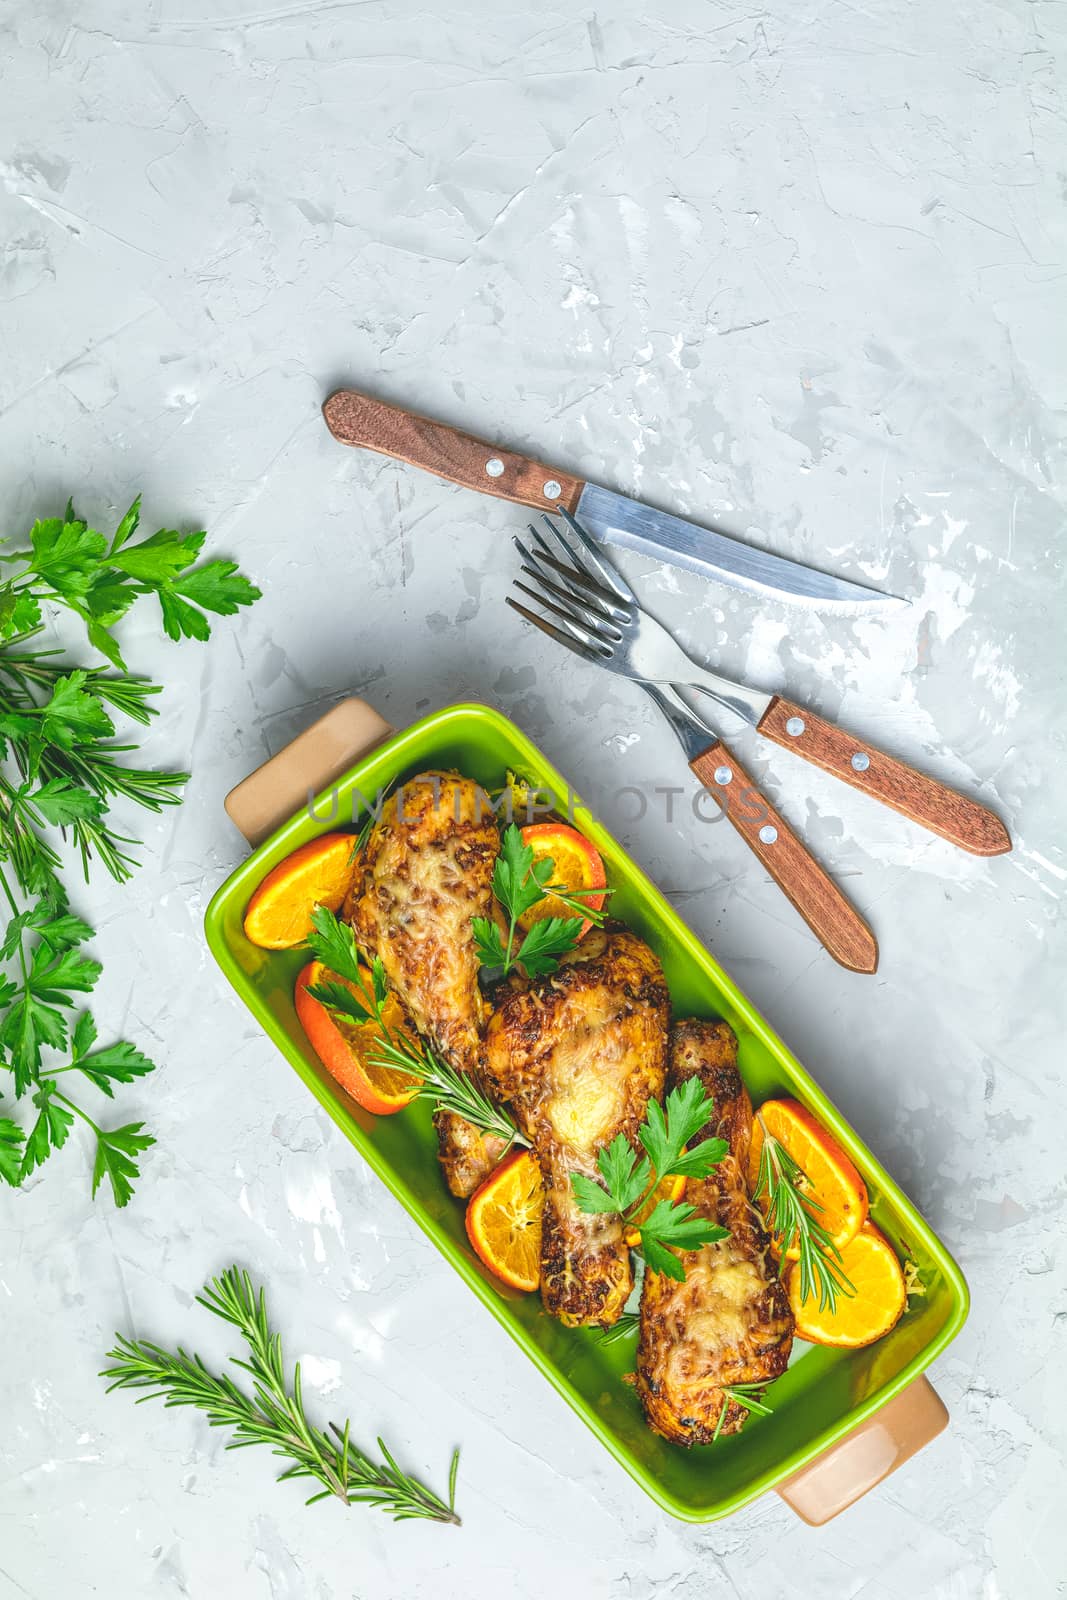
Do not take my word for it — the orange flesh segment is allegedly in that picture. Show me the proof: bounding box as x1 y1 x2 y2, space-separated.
465 1150 544 1292
294 960 421 1115
787 1222 906 1347
748 1098 868 1259
244 833 360 949
516 824 606 937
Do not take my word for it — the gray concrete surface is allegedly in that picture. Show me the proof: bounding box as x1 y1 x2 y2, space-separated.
1 2 1064 1596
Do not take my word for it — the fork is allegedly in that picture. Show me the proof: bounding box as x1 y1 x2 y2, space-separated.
510 509 1010 859
507 517 881 972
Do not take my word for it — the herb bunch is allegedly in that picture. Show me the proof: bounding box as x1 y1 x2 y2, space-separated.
753 1118 855 1313
473 823 609 981
306 907 526 1151
571 1077 730 1282
0 497 259 1202
102 1265 460 1523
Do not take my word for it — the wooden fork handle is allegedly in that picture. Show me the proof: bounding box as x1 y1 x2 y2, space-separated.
691 742 879 973
758 696 1011 857
323 388 584 515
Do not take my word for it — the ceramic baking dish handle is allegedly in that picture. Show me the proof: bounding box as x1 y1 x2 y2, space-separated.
776 1373 948 1525
224 698 394 845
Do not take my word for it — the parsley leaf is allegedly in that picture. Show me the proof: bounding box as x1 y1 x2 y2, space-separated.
513 916 583 979
30 779 106 826
0 1117 25 1185
570 1080 731 1283
478 823 609 981
472 916 507 970
306 978 375 1026
20 1078 75 1178
91 1122 155 1208
306 905 366 989
639 1077 724 1178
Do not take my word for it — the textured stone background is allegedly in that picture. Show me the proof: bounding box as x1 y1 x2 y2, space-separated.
1 2 1064 1596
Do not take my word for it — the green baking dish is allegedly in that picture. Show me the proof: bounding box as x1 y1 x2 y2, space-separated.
205 700 968 1523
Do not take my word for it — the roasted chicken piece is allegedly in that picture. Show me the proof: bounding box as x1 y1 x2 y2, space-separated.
347 771 504 1197
483 927 669 1327
636 1019 793 1444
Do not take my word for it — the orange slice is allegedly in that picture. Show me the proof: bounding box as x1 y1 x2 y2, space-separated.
244 834 360 949
787 1223 906 1347
465 1149 544 1291
294 960 421 1115
748 1098 867 1259
624 1172 687 1248
517 823 607 938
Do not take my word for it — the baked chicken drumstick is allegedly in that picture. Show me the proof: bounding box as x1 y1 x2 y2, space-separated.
636 1019 794 1443
484 927 669 1327
347 771 503 1197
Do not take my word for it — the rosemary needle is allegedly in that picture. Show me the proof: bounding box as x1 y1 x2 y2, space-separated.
101 1266 461 1524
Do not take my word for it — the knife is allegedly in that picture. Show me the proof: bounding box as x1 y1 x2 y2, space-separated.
322 389 896 609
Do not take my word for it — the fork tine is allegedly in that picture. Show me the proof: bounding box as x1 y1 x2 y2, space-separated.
513 532 602 609
505 597 606 665
511 580 614 654
545 507 637 605
519 531 631 622
516 566 622 637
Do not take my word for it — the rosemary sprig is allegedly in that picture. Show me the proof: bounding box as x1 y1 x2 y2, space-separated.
593 1310 640 1348
305 907 525 1150
753 1116 855 1314
713 1382 774 1441
101 1266 460 1524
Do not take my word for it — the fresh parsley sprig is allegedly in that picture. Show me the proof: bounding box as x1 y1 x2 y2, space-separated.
472 822 609 981
0 884 156 1204
305 908 525 1151
753 1116 856 1313
101 1266 460 1523
0 496 260 1204
571 1077 729 1282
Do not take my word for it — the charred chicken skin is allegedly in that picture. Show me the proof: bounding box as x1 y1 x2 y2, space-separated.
347 771 504 1197
636 1019 793 1443
483 927 669 1328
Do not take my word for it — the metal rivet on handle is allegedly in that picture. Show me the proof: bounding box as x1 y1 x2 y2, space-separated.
786 716 805 737
485 457 505 478
542 479 563 500
851 752 871 772
714 765 733 785
759 825 778 845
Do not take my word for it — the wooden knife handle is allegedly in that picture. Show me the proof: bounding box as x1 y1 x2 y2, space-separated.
322 389 584 514
758 696 1011 857
691 741 878 973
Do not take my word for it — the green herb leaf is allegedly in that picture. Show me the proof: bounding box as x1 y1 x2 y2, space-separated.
307 979 375 1026
471 916 506 970
569 1171 624 1215
91 1121 155 1208
514 916 583 979
306 906 367 991
20 1078 75 1177
109 527 206 584
30 778 107 826
170 559 262 617
40 671 115 747
75 1040 156 1098
638 1077 714 1177
0 1117 25 1185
